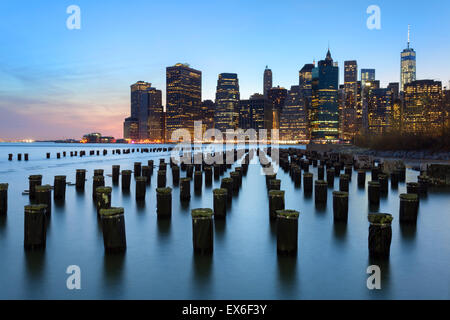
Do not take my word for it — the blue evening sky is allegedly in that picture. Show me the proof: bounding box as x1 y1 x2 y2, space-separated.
0 0 449 139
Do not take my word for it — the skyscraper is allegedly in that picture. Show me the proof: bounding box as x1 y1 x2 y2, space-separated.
263 66 272 98
279 86 308 142
342 61 359 139
166 63 202 141
367 88 392 134
310 49 339 143
267 86 288 131
239 93 272 134
123 81 161 141
140 87 163 141
361 69 375 88
401 25 417 92
403 80 443 135
215 73 240 133
200 100 215 135
299 63 315 138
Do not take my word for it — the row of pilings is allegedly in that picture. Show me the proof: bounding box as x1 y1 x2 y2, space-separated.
8 146 174 161
0 146 433 259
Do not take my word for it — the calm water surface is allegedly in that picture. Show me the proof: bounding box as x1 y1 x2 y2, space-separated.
0 143 449 299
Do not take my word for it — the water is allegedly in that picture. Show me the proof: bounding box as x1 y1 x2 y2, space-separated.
0 143 449 299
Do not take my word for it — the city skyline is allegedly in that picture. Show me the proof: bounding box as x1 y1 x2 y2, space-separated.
1 0 450 140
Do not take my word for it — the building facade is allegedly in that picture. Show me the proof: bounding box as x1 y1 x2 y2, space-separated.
403 80 443 135
279 86 308 142
263 66 272 98
401 26 417 92
267 86 288 131
215 73 240 133
166 63 202 141
310 50 339 143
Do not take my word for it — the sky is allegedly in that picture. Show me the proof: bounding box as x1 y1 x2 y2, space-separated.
0 0 449 140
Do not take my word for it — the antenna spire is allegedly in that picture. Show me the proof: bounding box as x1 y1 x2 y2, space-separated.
407 25 410 49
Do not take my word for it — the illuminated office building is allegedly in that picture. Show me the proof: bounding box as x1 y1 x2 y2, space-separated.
166 63 202 141
310 49 339 143
401 25 416 92
263 66 272 98
341 60 359 140
361 69 375 88
299 63 315 136
215 73 240 133
367 88 392 134
140 87 163 141
362 80 380 131
123 117 139 141
238 94 272 135
267 86 288 130
279 86 308 142
200 100 215 134
404 80 443 135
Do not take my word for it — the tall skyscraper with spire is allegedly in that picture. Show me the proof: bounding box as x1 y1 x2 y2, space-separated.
401 25 416 92
310 49 339 143
215 73 240 133
263 66 272 98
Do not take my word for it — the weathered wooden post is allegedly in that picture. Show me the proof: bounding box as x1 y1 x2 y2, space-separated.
214 164 220 180
53 175 66 200
135 177 147 201
265 173 276 189
368 213 393 259
142 166 151 185
148 160 154 175
399 193 419 224
172 165 180 186
303 173 313 194
35 185 52 215
357 170 366 188
157 170 166 188
344 165 352 181
213 188 227 219
315 180 327 204
194 171 203 192
94 169 104 177
96 186 112 215
371 167 380 181
46 153 50 159
191 208 214 254
397 166 406 182
24 204 47 250
121 170 132 190
318 165 325 181
93 175 105 200
8 154 13 161
326 168 335 188
76 169 86 190
0 183 8 215
339 174 349 192
269 179 281 191
186 164 194 179
390 171 399 189
134 162 142 178
368 181 380 206
156 187 172 218
333 162 341 176
378 173 388 194
112 165 120 184
417 175 429 195
99 207 127 253
180 178 191 201
276 210 299 254
24 153 29 161
292 166 302 187
406 182 419 195
230 171 240 194
28 175 42 200
220 178 233 203
269 190 285 220
333 191 349 222
204 166 212 186
56 153 60 159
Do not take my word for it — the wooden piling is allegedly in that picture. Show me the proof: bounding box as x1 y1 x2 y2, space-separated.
0 184 8 215
180 178 191 201
93 175 105 200
303 173 313 194
314 180 327 204
399 193 419 224
53 175 66 200
96 186 112 215
368 181 380 205
121 170 132 190
333 191 348 222
191 208 214 254
213 188 227 219
156 187 172 218
100 207 127 253
368 213 393 259
276 210 299 254
339 174 349 192
76 169 86 190
24 204 47 250
269 190 285 220
28 175 42 201
112 165 120 184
